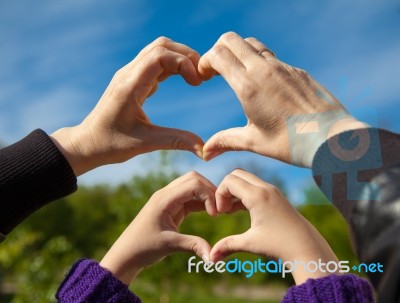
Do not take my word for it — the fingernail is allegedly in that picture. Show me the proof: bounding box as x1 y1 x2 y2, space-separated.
203 150 220 162
193 144 203 159
202 254 210 263
232 197 241 203
209 252 220 263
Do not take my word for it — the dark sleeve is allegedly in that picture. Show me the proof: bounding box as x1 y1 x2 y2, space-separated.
56 259 141 303
282 274 374 303
0 129 77 237
312 128 400 303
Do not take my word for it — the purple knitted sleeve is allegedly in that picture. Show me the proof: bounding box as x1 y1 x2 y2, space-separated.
56 259 141 303
282 274 375 303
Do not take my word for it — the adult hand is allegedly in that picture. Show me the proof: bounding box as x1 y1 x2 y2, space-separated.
51 37 204 176
199 32 368 167
211 169 339 285
99 172 217 285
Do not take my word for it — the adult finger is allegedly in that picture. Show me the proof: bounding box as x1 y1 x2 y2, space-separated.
157 52 200 84
151 48 202 85
122 47 201 103
146 81 158 98
135 37 201 71
144 124 204 159
113 50 201 105
217 32 262 66
203 127 254 161
244 37 276 59
198 44 245 83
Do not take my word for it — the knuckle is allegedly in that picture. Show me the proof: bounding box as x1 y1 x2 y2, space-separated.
216 135 231 150
253 185 281 202
210 44 227 57
187 170 200 179
296 68 310 80
186 171 201 180
251 187 270 201
265 184 280 196
232 168 244 175
188 238 200 253
113 68 122 77
220 174 231 186
188 178 203 189
223 174 235 184
264 59 280 73
296 67 307 76
150 189 163 202
244 37 258 43
170 136 185 150
112 67 124 80
223 236 236 253
154 36 171 47
186 171 201 186
246 60 280 85
221 31 238 42
151 45 168 55
236 78 257 101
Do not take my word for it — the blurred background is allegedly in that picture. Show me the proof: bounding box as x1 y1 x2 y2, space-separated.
0 0 399 302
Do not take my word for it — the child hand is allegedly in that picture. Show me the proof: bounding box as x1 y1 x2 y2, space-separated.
211 169 339 285
99 172 216 285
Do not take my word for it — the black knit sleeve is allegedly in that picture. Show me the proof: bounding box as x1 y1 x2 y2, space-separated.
312 128 400 303
0 129 77 237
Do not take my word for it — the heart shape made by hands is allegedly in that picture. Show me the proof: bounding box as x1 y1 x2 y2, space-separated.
172 169 315 267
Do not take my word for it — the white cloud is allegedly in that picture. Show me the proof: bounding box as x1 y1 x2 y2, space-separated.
314 42 400 107
245 0 400 107
0 86 90 144
20 87 89 132
0 0 151 144
2 0 397 203
0 0 150 82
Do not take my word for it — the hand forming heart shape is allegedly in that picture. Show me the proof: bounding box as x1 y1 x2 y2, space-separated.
100 170 338 286
54 32 356 178
81 32 357 287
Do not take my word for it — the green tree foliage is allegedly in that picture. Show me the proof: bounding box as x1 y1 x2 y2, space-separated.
298 184 358 264
0 155 179 302
0 154 360 302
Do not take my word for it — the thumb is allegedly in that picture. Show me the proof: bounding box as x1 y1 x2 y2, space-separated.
203 127 252 161
149 125 204 159
171 234 212 261
210 234 248 262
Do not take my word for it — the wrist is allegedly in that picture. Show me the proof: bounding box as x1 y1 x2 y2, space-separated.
291 258 339 285
282 248 341 285
100 253 142 285
50 126 96 176
326 117 369 140
287 110 368 167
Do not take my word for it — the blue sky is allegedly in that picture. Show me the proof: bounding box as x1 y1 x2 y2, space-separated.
1 0 399 203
